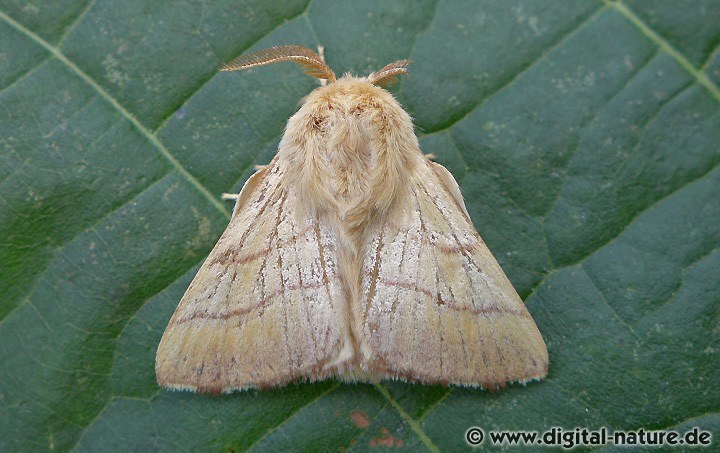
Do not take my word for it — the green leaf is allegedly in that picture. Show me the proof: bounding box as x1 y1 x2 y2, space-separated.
1 0 718 451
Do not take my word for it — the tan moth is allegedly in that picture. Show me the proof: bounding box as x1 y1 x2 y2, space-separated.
156 45 548 393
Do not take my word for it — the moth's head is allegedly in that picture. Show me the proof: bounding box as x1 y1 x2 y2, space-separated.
220 45 413 139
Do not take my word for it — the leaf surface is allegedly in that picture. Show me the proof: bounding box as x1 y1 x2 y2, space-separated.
1 0 719 450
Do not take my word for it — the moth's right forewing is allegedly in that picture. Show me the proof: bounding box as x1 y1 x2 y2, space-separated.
358 161 548 388
156 160 349 393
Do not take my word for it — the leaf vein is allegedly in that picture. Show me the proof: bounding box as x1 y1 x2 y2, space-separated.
0 55 51 95
246 383 340 451
540 48 662 221
0 8 231 219
374 383 439 453
525 162 720 308
152 0 314 134
426 3 608 136
581 265 642 342
0 171 174 325
604 0 720 101
55 0 95 47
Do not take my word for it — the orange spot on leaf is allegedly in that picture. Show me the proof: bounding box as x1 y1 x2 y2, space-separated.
350 410 371 429
369 427 404 447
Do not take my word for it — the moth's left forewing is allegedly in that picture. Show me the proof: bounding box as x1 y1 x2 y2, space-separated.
358 160 548 388
230 165 267 218
156 159 349 393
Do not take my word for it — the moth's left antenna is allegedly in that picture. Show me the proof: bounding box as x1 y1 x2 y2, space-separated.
220 45 336 83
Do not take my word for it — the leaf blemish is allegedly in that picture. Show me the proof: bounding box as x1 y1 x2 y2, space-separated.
350 410 371 429
369 427 404 447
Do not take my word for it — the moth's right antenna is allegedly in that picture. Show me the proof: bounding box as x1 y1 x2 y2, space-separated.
220 45 336 83
368 60 412 86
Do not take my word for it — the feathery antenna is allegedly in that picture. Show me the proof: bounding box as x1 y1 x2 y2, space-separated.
220 45 336 82
368 60 412 86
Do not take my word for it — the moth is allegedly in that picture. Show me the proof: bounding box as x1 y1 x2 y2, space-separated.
156 45 548 393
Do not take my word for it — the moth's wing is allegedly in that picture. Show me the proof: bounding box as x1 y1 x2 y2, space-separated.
156 160 349 393
358 161 548 388
430 162 469 217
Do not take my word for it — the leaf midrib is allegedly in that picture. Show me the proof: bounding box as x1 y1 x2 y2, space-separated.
0 9 231 219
